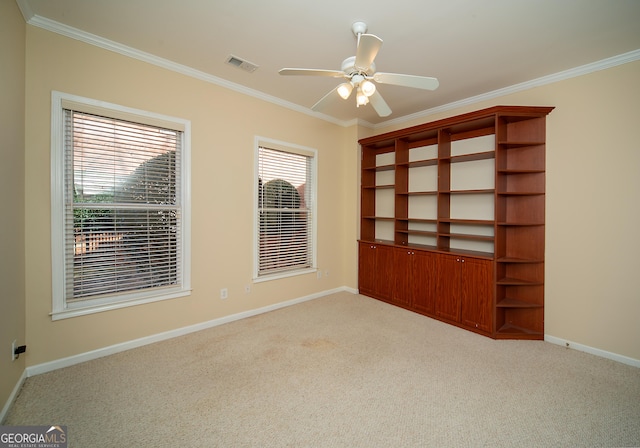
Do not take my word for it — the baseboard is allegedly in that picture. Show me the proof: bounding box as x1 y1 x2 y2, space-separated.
0 368 27 424
26 287 353 377
545 334 640 368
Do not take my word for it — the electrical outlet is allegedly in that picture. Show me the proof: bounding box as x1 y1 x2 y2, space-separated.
220 288 228 299
325 270 330 277
244 284 251 294
11 340 16 362
317 271 322 279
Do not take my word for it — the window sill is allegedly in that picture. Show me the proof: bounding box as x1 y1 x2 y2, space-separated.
253 268 317 283
51 289 192 321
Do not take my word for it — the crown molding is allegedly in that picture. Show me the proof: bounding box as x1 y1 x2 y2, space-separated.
23 13 640 130
15 0 34 21
25 14 350 127
379 49 640 129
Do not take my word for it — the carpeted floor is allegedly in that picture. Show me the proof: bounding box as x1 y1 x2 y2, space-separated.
5 292 640 447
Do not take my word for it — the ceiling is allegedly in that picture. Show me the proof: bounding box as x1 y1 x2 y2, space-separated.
17 0 640 126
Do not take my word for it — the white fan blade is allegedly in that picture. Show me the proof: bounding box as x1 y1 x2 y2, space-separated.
354 34 382 70
279 68 345 78
368 91 392 117
373 72 439 90
311 87 339 112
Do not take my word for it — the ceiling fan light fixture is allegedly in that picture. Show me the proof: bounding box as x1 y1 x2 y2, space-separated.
337 82 353 100
279 21 438 117
360 80 376 97
356 87 369 107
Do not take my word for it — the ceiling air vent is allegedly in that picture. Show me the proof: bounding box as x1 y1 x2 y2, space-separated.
225 55 258 73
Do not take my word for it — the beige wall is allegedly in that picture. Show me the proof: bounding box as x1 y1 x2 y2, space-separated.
0 0 26 416
24 26 357 366
376 60 640 361
17 20 640 374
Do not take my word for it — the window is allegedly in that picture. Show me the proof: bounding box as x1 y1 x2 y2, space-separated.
51 92 191 319
255 138 317 280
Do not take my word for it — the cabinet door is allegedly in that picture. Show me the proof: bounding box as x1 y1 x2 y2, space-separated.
412 250 437 314
435 254 462 322
358 243 393 301
392 248 413 307
460 258 493 333
373 244 394 301
358 243 376 296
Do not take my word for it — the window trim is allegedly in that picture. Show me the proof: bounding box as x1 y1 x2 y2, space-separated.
253 136 318 282
50 91 191 320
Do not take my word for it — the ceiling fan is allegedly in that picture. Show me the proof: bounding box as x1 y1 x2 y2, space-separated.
279 22 439 117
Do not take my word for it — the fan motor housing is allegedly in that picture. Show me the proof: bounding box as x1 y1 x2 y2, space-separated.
341 56 376 76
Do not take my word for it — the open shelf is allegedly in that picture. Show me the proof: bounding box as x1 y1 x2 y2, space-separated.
363 184 395 190
495 323 542 337
362 216 394 221
496 298 543 308
442 189 495 195
439 218 494 225
496 256 543 263
397 218 438 224
497 222 544 226
397 229 438 237
445 150 495 163
497 277 543 286
440 233 494 241
362 163 396 172
497 192 544 196
397 159 439 168
497 141 546 148
399 191 438 196
498 169 545 174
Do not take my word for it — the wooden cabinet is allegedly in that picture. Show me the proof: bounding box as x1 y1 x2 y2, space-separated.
435 254 462 322
434 254 492 335
460 257 493 334
393 248 436 313
358 105 553 340
358 242 394 302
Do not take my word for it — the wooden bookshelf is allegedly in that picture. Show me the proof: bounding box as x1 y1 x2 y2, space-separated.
358 105 554 339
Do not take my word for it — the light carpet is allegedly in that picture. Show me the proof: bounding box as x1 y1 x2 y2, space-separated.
5 292 640 447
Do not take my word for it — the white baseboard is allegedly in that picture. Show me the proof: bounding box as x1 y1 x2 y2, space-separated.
0 368 27 424
26 287 352 377
545 334 640 368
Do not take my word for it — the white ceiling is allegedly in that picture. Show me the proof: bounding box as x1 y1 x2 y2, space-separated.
17 0 640 126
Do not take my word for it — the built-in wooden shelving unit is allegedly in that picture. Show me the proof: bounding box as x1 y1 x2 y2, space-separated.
358 105 554 339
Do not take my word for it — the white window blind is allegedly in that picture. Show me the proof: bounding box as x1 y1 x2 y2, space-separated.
64 110 182 304
257 144 316 278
